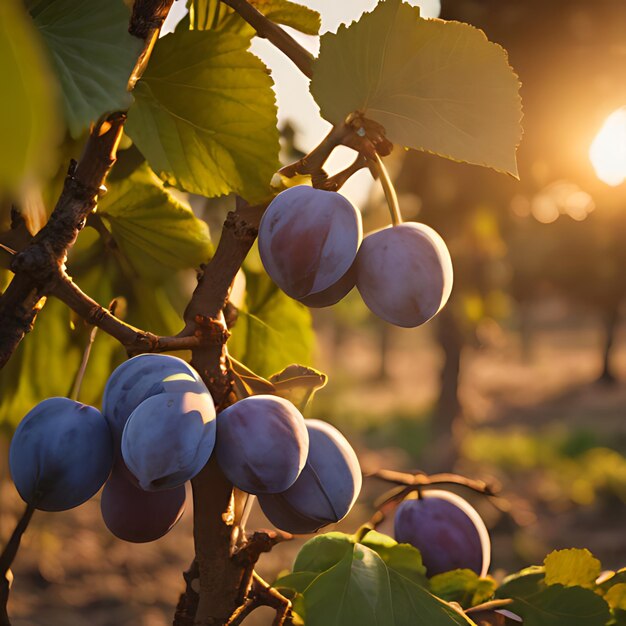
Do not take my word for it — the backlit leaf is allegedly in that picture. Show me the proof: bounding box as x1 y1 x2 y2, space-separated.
98 165 212 282
126 29 280 202
311 0 522 176
28 0 141 137
0 0 60 196
543 549 601 589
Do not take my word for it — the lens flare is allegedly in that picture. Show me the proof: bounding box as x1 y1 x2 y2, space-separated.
589 106 626 186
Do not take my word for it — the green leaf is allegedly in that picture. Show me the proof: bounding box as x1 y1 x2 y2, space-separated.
311 0 522 176
274 571 319 594
301 544 395 626
543 549 602 589
497 566 546 600
228 268 314 378
293 533 355 574
286 532 475 626
605 584 626 611
430 570 496 608
387 568 476 626
268 364 327 411
98 165 212 282
126 29 280 202
28 0 141 138
0 0 60 196
190 0 320 35
360 530 427 585
505 584 610 626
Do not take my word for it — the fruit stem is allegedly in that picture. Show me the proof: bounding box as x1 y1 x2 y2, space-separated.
372 154 402 226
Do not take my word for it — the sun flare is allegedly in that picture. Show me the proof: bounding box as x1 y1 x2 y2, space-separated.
589 106 626 186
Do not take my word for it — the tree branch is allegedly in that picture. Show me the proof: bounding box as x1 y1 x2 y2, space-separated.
0 0 176 370
1 504 35 626
220 0 314 78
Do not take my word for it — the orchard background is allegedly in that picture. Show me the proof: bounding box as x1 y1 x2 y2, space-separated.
0 0 625 625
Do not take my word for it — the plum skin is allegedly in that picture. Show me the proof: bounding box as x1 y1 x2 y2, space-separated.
258 186 362 302
121 390 217 491
215 395 309 495
393 489 491 576
9 397 114 512
355 222 453 328
103 353 205 444
258 419 362 534
100 461 186 543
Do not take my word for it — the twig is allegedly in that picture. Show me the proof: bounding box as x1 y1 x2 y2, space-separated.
220 0 314 77
227 573 293 626
0 503 35 625
371 468 499 496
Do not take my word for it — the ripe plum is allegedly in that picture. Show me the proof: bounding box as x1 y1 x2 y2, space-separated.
258 419 362 533
9 398 114 511
215 395 308 495
356 222 453 327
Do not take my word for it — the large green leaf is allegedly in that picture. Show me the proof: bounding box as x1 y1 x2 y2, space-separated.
302 544 395 626
360 530 427 585
311 0 522 176
98 165 212 282
228 267 314 378
543 549 601 590
190 0 320 36
505 585 610 626
281 532 476 626
28 0 141 138
0 0 60 196
126 29 280 202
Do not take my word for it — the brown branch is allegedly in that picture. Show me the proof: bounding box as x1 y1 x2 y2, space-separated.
227 573 293 626
51 275 215 354
1 503 35 626
220 0 314 78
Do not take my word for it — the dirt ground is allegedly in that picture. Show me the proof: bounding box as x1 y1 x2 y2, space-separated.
1 305 625 625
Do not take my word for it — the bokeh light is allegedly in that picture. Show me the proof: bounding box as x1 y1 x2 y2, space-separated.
589 106 626 186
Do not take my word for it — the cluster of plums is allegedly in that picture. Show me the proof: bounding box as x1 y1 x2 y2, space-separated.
392 489 491 577
258 186 453 328
8 354 362 542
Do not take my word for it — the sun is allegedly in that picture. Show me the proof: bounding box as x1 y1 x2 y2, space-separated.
589 106 626 186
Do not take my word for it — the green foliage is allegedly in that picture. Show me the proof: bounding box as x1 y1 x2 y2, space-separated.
0 298 118 432
0 0 59 197
190 0 320 36
544 549 602 589
278 534 626 626
126 28 280 202
311 0 522 176
28 0 141 138
430 570 496 609
98 165 212 282
228 266 314 379
277 531 476 626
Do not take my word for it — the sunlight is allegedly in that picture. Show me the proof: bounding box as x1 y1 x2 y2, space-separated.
589 106 626 186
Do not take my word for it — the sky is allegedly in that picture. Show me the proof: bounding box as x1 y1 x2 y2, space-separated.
163 0 441 206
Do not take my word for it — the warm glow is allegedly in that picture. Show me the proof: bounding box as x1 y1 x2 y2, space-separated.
589 106 626 186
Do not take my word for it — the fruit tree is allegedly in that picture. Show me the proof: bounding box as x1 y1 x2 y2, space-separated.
0 0 623 625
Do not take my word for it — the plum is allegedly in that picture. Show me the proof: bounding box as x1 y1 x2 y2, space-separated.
215 395 308 495
258 419 362 533
258 186 362 303
103 353 205 444
355 222 453 327
9 398 114 512
393 489 491 576
101 462 186 543
121 391 216 491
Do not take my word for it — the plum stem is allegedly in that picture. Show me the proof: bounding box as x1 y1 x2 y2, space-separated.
372 154 403 226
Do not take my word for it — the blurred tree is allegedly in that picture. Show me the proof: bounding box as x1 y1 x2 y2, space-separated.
394 0 626 460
